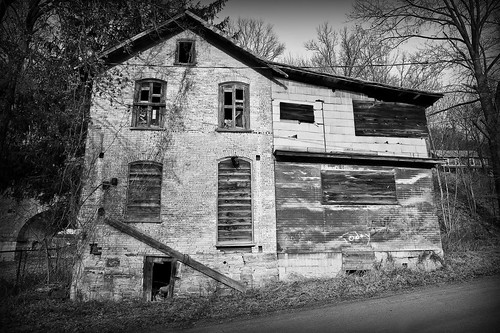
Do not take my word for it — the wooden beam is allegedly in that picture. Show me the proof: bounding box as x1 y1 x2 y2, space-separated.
105 217 246 293
274 149 444 168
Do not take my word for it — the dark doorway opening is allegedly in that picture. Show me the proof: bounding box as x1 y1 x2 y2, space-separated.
143 256 177 301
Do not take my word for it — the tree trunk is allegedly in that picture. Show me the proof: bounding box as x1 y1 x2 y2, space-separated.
473 64 500 223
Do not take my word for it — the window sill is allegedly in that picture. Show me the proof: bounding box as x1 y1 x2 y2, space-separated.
174 62 197 66
216 242 255 248
130 127 165 131
216 128 253 133
125 218 162 223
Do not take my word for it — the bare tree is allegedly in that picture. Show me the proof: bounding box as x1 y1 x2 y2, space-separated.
350 0 500 219
305 23 398 83
226 17 285 61
304 22 442 89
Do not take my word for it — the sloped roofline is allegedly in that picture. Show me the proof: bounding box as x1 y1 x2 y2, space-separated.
100 10 443 107
269 62 443 107
99 10 287 78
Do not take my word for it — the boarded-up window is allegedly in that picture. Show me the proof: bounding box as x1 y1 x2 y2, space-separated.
127 162 162 221
280 102 314 123
218 158 252 244
321 170 397 205
132 80 166 128
352 100 428 138
219 82 250 130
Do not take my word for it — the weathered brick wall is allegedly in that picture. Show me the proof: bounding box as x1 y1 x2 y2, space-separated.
72 30 278 300
272 80 430 158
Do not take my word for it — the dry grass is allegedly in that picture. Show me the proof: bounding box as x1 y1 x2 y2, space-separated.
1 247 500 333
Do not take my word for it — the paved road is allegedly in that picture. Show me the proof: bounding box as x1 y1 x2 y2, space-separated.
167 275 500 333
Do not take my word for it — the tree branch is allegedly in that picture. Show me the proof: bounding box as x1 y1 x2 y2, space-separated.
428 98 480 116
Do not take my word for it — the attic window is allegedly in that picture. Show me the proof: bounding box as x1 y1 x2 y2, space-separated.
280 102 314 123
176 40 195 65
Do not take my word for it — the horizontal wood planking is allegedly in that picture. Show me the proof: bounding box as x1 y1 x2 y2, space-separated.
105 217 246 292
321 170 398 205
275 162 441 254
218 159 252 243
352 100 428 138
342 250 376 270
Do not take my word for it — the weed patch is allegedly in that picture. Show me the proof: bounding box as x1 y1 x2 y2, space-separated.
1 248 499 332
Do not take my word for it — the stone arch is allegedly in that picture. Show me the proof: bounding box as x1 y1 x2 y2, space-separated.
15 209 69 254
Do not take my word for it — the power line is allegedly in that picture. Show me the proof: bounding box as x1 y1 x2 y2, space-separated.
108 55 498 70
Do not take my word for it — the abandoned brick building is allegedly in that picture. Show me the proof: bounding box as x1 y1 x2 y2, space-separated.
71 11 444 301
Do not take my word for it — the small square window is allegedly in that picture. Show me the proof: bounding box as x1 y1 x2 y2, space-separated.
176 40 195 65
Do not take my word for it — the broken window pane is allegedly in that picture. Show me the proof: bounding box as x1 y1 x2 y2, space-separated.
133 80 166 128
137 106 148 126
140 84 150 102
235 108 243 127
151 107 159 126
152 82 162 95
219 83 249 130
224 91 232 106
235 89 244 100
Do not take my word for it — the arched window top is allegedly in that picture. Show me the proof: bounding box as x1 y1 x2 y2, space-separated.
217 156 252 245
219 81 249 88
127 161 162 222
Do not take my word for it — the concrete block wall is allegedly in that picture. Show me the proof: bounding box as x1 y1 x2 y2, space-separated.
72 30 278 300
272 80 430 158
277 252 343 280
276 249 442 281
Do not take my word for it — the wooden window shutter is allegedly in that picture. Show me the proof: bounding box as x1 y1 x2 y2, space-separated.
280 102 314 123
352 100 428 138
321 169 397 205
127 162 162 221
217 158 252 244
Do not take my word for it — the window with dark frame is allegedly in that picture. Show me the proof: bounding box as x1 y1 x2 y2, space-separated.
217 157 253 244
219 82 250 130
176 40 195 65
132 80 166 128
127 162 162 222
280 102 315 123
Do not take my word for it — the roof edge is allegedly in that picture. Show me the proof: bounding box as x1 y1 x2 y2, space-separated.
269 62 443 107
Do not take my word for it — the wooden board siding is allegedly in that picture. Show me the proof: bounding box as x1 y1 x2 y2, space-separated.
342 250 376 270
321 170 397 205
352 100 428 138
218 158 252 244
280 102 315 123
275 162 441 254
127 162 162 221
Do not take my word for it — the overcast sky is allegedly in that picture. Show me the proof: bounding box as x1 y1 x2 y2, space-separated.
209 0 354 59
